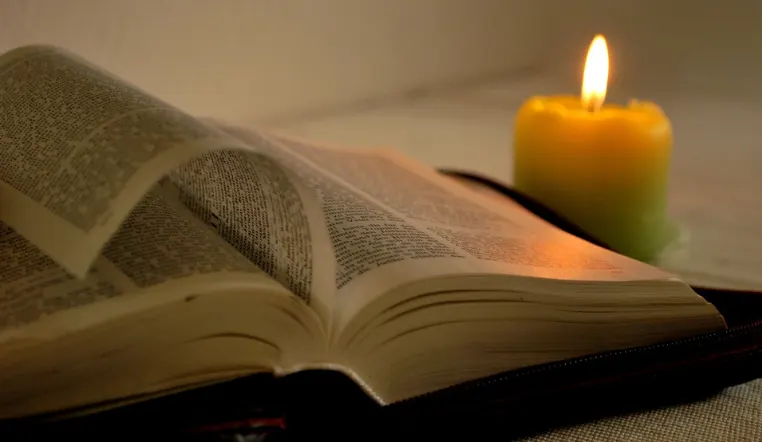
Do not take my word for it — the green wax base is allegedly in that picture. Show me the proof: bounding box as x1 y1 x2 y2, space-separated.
602 218 680 264
513 178 679 264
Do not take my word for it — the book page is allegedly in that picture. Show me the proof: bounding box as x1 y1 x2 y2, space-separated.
0 185 285 345
0 45 251 278
165 132 337 322
247 132 679 318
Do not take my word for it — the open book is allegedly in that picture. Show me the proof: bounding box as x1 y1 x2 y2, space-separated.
0 45 726 419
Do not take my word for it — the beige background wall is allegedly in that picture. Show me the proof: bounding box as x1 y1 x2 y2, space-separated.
2 0 760 120
0 0 549 122
543 0 762 103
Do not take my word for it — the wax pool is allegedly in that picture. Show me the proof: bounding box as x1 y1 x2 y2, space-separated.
513 95 677 263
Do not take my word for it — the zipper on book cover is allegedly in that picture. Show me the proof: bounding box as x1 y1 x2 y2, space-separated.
386 317 762 413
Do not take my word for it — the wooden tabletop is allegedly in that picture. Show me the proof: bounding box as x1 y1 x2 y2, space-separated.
274 76 762 291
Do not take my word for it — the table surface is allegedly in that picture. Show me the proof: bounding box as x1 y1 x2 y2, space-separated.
272 75 762 441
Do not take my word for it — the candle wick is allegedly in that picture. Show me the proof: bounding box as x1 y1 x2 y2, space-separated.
585 99 602 113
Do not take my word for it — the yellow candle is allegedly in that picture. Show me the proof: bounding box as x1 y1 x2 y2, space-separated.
513 35 676 262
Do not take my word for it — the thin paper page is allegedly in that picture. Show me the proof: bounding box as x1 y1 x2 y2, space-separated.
267 132 675 283
196 126 684 335
0 186 280 344
0 45 248 278
165 147 338 322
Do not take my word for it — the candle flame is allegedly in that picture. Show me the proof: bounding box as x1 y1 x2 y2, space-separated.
581 35 609 112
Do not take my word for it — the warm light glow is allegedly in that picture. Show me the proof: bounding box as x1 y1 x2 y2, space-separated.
581 35 609 112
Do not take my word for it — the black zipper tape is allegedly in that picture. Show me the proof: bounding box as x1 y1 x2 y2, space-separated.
363 315 762 440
